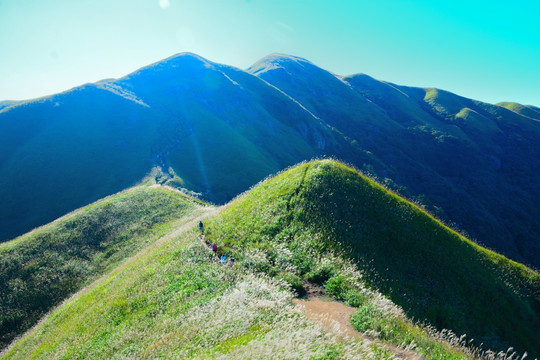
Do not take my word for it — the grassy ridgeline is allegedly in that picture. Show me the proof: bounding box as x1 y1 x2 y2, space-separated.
205 160 540 357
2 162 473 360
3 160 539 359
2 221 392 359
0 186 205 350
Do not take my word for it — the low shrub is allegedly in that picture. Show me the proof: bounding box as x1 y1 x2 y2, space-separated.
306 263 335 285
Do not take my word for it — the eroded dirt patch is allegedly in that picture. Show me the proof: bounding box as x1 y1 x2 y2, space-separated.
294 285 424 360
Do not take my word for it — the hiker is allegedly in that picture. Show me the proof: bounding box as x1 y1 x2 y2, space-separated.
212 242 217 253
229 257 235 267
199 221 204 234
220 255 226 265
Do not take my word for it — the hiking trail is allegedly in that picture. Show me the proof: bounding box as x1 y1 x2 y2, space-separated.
294 284 425 360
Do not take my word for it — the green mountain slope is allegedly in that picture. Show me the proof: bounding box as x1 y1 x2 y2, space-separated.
205 160 540 356
496 102 540 121
5 160 537 359
249 55 540 269
1 170 476 360
2 52 540 273
0 185 206 349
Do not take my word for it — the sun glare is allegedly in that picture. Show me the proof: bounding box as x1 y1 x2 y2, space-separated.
159 0 170 9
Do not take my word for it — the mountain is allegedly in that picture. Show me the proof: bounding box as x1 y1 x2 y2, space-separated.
206 160 540 356
0 185 207 349
1 53 539 271
2 160 538 359
496 102 540 121
249 54 540 270
0 53 345 243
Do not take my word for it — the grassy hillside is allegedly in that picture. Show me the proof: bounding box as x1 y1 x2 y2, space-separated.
253 56 540 270
2 52 540 274
205 160 540 357
0 185 206 349
0 220 408 360
2 190 476 360
5 160 538 359
496 102 540 121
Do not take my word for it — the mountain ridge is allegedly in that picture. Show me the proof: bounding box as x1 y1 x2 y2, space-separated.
206 159 540 356
1 53 539 270
3 160 538 359
0 185 207 349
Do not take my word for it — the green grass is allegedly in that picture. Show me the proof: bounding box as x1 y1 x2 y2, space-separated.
2 221 384 359
3 53 540 278
0 185 205 350
497 101 540 121
3 159 539 359
205 160 540 357
496 102 524 113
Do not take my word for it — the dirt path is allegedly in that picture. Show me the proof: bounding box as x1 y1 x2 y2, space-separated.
294 285 425 360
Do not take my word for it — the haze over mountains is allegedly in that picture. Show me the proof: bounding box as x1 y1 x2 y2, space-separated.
1 52 539 270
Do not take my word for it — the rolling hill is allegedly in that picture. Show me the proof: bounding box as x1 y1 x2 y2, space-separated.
1 53 539 271
0 185 208 349
2 160 538 359
250 54 540 269
206 160 540 356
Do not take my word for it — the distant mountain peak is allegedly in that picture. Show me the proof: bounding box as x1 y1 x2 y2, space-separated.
247 53 313 76
165 52 213 65
496 101 540 121
258 53 312 63
119 52 216 82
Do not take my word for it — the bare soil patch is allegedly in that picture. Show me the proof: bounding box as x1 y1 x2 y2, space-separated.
294 284 424 360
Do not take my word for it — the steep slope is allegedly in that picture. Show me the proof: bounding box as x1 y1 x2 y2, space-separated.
0 85 161 242
1 52 540 272
0 53 345 242
206 160 540 357
496 102 540 121
0 185 206 349
249 55 540 269
112 53 343 200
3 163 486 360
385 85 540 268
248 54 397 142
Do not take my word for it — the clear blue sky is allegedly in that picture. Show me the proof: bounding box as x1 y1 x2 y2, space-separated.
1 0 539 106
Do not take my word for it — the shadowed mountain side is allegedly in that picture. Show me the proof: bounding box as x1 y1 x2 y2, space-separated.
247 54 540 268
1 52 539 271
345 75 540 268
496 102 540 121
248 54 398 140
206 160 540 357
0 53 350 242
111 53 346 200
0 85 159 242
